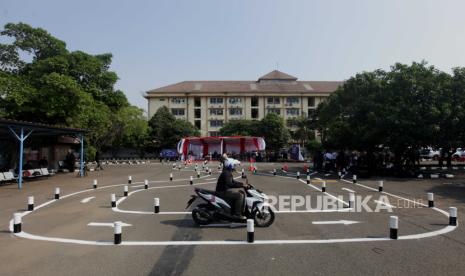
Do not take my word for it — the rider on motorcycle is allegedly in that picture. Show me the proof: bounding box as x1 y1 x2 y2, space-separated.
215 157 247 220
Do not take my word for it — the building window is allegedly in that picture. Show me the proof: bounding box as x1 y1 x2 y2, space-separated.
228 97 241 104
286 108 300 116
308 97 316 108
210 120 224 127
267 97 280 105
251 97 258 107
251 108 259 119
194 109 201 119
159 98 165 101
171 108 185 116
209 97 224 104
267 108 280 115
209 108 224 116
195 120 201 129
171 97 186 104
194 97 201 107
287 119 298 127
209 131 220 137
229 108 243 116
286 97 299 106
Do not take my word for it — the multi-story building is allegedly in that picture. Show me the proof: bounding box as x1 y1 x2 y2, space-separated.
144 70 342 136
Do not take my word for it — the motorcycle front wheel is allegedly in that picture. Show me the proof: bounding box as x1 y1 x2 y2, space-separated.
253 208 275 227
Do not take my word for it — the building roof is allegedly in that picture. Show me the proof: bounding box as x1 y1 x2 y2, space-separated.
145 70 343 97
258 70 298 81
0 118 86 138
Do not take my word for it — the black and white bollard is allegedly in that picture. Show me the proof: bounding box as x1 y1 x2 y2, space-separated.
209 168 212 175
296 171 300 179
27 196 34 211
128 176 132 184
144 179 149 189
111 193 116 207
378 180 384 192
353 175 357 184
247 219 254 243
338 171 342 179
242 169 245 179
172 163 176 169
322 181 326 192
195 164 198 171
349 193 355 208
114 221 122 244
170 173 173 181
273 169 277 176
190 176 193 185
306 168 310 176
178 164 182 170
306 175 310 184
390 216 398 239
54 187 60 200
154 198 160 213
123 185 128 197
93 179 98 189
197 171 200 178
449 207 457 226
13 213 22 233
428 193 434 207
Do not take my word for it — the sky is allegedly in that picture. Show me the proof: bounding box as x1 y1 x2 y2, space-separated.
2 0 465 112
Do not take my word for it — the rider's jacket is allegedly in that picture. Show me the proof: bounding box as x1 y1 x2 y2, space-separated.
215 169 243 192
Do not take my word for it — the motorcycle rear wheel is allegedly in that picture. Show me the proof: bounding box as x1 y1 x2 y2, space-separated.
192 208 212 225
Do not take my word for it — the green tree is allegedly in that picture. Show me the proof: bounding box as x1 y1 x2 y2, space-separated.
148 107 199 150
259 113 289 151
219 119 260 136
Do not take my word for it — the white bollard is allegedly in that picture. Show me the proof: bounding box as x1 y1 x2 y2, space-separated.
247 219 254 243
353 175 357 184
197 171 200 178
428 193 434 207
390 216 398 239
13 213 22 233
27 196 34 211
54 187 60 200
322 181 326 192
128 176 132 184
378 180 384 192
93 179 98 189
209 168 212 175
154 198 160 213
111 194 116 207
273 169 277 176
449 207 457 226
306 175 310 184
190 176 194 185
170 173 173 181
306 168 310 176
114 221 122 244
144 179 149 189
123 185 128 197
338 171 342 179
296 171 300 179
242 169 245 179
349 193 355 208
178 164 182 170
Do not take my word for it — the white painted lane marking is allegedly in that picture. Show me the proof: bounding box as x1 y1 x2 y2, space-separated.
11 224 457 246
298 178 350 207
342 188 355 193
312 220 361 225
88 222 132 227
80 196 95 203
8 172 458 246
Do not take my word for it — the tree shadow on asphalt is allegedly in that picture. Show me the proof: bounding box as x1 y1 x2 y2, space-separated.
427 182 465 205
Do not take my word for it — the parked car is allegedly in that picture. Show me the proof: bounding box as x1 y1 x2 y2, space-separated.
452 148 465 159
420 147 440 160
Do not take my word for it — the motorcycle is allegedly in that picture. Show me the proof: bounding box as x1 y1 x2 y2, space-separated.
186 180 275 227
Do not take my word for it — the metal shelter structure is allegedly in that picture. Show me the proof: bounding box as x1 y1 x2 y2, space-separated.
0 119 86 189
